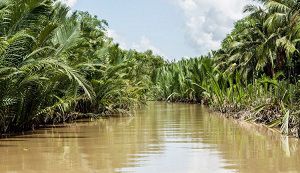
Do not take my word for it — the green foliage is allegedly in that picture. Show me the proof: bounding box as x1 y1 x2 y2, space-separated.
0 0 164 133
2 0 300 138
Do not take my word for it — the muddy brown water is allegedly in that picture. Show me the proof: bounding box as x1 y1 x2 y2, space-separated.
0 102 300 173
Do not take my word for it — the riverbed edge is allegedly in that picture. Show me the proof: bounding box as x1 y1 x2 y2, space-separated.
209 106 300 138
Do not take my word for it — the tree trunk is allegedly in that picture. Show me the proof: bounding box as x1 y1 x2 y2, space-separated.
275 47 286 74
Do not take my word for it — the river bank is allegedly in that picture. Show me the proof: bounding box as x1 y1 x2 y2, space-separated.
0 111 135 138
212 105 300 138
154 57 300 138
161 100 300 138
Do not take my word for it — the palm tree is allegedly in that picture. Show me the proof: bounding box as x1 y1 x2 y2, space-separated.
216 0 300 79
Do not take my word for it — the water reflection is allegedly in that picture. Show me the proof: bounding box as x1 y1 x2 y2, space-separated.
0 102 299 173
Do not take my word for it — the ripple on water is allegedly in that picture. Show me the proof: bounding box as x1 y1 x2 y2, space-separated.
0 102 299 173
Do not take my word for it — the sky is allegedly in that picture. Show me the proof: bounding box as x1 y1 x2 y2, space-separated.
61 0 251 61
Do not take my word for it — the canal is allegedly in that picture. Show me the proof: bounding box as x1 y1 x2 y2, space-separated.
0 102 299 173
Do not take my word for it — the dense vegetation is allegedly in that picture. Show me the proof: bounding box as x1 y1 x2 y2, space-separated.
1 0 300 138
153 0 300 137
0 0 164 134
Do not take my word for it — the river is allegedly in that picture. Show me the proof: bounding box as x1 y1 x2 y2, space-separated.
0 102 299 173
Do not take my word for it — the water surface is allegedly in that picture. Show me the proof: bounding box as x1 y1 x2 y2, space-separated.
0 102 300 173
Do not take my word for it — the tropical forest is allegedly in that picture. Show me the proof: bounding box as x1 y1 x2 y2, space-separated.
0 0 300 173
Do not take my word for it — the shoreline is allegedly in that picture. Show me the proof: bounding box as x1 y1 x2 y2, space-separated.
162 101 300 139
1 102 299 139
211 107 299 138
0 112 120 139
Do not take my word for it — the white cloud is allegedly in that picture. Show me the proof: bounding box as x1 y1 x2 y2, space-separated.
176 0 251 54
106 29 165 57
60 0 78 7
132 36 165 56
106 29 128 49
